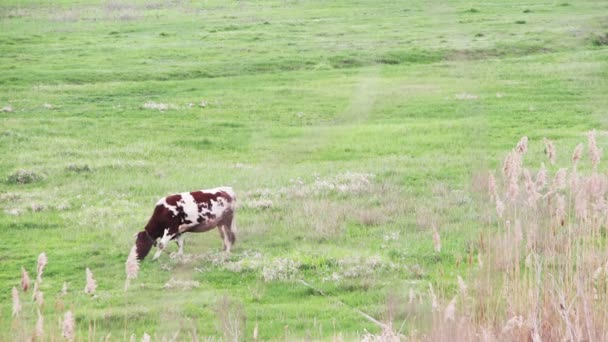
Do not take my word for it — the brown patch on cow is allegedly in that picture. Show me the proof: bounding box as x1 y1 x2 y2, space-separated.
165 194 182 207
135 231 154 260
190 191 221 204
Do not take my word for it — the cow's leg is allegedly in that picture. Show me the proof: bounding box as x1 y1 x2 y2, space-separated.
175 234 185 255
216 226 228 252
153 228 175 260
220 210 235 253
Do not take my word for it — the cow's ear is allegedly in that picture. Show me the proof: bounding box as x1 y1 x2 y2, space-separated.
133 232 139 238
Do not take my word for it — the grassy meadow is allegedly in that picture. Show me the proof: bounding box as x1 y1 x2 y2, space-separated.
1 0 608 340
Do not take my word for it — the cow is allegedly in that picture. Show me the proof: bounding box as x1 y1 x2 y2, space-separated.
134 187 236 261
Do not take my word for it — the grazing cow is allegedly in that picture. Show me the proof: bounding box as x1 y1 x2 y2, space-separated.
135 187 236 261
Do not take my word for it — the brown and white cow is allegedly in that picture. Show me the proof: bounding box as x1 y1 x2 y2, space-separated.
135 187 236 261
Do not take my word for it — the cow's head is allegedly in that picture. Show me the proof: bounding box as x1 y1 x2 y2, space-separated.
135 231 155 261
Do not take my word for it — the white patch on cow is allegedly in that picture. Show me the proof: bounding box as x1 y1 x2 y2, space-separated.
204 186 236 208
156 197 179 216
179 192 200 222
153 228 175 260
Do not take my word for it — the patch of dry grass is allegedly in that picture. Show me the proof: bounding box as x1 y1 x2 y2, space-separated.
422 133 608 341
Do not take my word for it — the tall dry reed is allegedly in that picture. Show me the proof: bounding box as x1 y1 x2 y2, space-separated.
425 133 608 341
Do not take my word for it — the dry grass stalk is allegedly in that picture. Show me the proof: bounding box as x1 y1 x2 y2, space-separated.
432 228 442 253
215 296 246 342
34 290 44 307
36 252 47 283
457 275 468 298
124 245 139 291
543 137 556 164
84 267 97 295
443 296 457 321
61 282 68 296
62 310 75 341
516 136 528 154
35 309 44 339
31 281 39 301
424 133 607 340
409 288 417 304
21 267 30 292
572 143 584 169
428 283 439 312
12 287 21 317
587 130 601 170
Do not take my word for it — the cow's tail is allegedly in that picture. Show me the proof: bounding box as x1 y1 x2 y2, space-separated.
230 188 237 233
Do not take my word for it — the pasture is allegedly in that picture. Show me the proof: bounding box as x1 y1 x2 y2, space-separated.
1 0 608 340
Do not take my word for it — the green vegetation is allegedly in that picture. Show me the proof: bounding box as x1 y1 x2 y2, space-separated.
1 0 607 340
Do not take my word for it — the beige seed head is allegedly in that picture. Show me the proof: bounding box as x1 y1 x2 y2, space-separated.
62 310 75 341
432 229 441 253
535 163 547 191
516 136 528 154
543 137 556 164
84 267 97 295
572 143 584 168
125 245 140 291
21 267 30 292
36 252 47 283
553 168 567 190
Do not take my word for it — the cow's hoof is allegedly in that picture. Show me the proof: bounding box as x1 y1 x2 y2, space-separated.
152 249 163 260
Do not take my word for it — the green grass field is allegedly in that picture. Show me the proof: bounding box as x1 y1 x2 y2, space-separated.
1 0 608 340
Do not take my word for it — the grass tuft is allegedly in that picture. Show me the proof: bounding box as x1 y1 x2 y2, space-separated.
7 169 44 184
